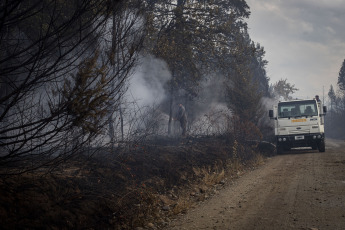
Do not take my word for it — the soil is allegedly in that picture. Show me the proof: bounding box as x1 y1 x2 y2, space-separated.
166 138 345 230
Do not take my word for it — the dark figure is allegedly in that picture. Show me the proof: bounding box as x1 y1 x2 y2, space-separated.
315 95 321 102
176 104 187 136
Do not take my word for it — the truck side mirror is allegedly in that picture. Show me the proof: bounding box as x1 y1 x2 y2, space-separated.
323 106 327 113
269 110 274 118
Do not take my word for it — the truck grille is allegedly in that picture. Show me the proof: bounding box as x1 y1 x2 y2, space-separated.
289 129 310 134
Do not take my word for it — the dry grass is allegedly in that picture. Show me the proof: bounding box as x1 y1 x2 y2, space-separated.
193 164 225 186
171 197 194 215
0 136 271 229
252 154 265 166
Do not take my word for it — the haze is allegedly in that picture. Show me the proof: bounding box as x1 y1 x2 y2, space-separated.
246 0 345 100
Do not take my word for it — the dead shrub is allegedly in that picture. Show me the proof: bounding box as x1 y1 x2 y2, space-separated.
193 163 225 186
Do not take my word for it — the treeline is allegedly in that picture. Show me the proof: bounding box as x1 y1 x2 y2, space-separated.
143 0 269 131
326 59 345 138
0 0 271 174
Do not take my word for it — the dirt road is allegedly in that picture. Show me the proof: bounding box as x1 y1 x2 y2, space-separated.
166 139 345 230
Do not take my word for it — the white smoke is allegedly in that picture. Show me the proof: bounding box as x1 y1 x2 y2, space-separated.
126 55 171 107
261 96 277 111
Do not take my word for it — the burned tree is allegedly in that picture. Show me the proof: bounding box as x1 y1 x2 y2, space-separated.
0 0 144 175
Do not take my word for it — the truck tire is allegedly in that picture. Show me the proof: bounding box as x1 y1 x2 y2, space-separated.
318 139 325 152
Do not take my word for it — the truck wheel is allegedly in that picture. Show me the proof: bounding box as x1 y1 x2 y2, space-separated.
318 140 325 152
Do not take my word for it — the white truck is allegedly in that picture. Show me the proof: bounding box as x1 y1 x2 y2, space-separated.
269 99 327 154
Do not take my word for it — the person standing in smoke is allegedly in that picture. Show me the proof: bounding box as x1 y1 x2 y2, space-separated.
315 95 321 102
176 103 187 137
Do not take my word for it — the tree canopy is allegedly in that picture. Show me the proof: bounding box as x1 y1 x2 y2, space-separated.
271 78 298 101
337 59 345 92
141 0 269 133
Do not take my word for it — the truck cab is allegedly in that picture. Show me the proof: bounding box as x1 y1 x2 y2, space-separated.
269 99 327 154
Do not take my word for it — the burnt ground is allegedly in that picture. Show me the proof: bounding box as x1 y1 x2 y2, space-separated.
0 136 274 229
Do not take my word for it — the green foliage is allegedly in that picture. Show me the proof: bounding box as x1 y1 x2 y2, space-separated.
223 28 262 121
225 63 263 123
337 59 345 92
325 96 345 139
325 81 345 138
328 84 336 103
143 0 270 137
326 83 345 138
250 43 269 96
144 0 251 98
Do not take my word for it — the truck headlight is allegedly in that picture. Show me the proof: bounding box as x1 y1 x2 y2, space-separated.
283 138 287 141
313 135 316 139
278 138 282 142
317 135 321 139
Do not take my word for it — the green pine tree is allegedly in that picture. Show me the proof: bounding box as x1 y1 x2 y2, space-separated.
337 59 345 91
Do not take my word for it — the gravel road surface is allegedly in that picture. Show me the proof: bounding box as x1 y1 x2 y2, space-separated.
166 139 345 230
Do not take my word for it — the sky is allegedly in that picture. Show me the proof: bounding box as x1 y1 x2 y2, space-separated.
245 0 345 100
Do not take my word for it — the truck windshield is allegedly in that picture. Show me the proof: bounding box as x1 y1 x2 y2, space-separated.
278 100 318 118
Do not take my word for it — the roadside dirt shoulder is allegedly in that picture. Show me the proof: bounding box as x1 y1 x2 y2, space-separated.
166 139 345 230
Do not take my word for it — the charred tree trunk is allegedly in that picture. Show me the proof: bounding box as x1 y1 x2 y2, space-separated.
108 4 117 149
119 105 124 141
168 76 174 135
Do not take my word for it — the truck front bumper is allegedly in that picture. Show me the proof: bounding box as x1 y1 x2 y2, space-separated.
276 133 324 149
